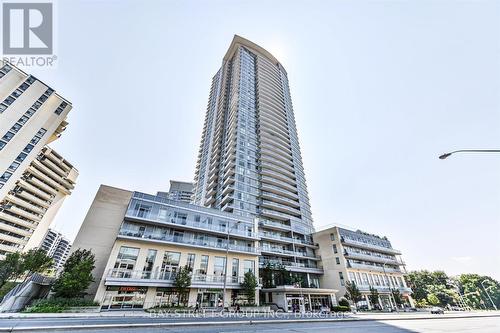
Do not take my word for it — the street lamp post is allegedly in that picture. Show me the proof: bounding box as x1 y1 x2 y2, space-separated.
222 221 241 311
438 149 500 160
480 280 498 311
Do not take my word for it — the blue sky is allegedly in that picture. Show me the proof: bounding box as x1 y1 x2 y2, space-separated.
29 0 500 279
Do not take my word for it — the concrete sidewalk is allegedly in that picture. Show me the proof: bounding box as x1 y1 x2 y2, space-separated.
0 311 499 332
0 309 498 320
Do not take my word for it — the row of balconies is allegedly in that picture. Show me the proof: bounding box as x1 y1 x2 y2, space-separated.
346 261 403 274
261 176 297 193
260 191 300 208
261 182 299 201
260 246 320 259
341 236 402 255
344 250 405 266
118 230 259 254
124 214 258 240
106 269 246 285
355 284 412 294
260 200 301 217
259 259 323 273
260 208 298 222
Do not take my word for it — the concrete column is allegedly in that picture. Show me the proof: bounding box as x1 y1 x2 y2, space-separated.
365 294 371 310
378 296 383 310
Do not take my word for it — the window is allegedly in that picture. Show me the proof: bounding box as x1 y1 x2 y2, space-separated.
114 246 140 273
213 257 226 277
186 253 195 270
161 251 181 279
332 244 338 254
330 233 335 241
199 255 209 275
335 257 340 265
339 272 345 286
142 249 157 278
349 272 356 283
243 260 254 273
135 203 151 218
232 258 239 277
362 273 369 285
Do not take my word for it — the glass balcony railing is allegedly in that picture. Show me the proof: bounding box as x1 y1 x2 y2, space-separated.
125 214 258 239
107 269 244 284
118 229 259 254
341 236 402 255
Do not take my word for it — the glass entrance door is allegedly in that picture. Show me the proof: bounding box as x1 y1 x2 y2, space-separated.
286 297 305 313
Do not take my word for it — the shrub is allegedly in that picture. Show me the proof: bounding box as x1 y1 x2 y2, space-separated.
338 298 350 307
23 298 99 313
331 305 351 312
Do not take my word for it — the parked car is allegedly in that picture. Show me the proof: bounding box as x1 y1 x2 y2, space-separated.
357 304 369 311
431 306 444 314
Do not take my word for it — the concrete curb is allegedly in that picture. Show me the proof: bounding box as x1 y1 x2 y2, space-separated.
0 313 499 331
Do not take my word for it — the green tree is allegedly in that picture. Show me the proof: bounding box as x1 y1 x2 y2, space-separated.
52 249 95 298
21 249 53 282
458 274 500 310
173 265 191 306
261 262 274 288
368 287 379 309
344 281 362 309
0 252 24 288
391 289 404 306
241 271 258 305
427 293 440 306
0 250 52 288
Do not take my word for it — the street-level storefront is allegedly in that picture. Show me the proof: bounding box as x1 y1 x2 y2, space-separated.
261 286 338 312
101 286 148 310
196 288 224 308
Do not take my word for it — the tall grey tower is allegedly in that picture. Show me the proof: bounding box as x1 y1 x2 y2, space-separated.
194 36 320 281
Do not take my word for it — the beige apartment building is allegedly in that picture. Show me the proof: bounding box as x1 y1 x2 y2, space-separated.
72 185 261 310
313 226 414 310
0 62 77 257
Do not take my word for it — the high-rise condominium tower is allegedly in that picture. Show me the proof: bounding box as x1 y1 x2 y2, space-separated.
194 36 319 281
0 61 77 258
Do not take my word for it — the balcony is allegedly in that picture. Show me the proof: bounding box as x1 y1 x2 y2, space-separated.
341 237 402 255
355 284 412 294
259 219 291 231
118 230 259 255
347 261 402 273
0 211 37 230
260 208 297 221
261 183 298 200
261 200 301 217
261 247 296 257
261 176 297 193
105 269 246 288
261 191 300 208
124 214 258 240
344 251 404 266
259 260 324 274
259 232 294 243
261 168 296 186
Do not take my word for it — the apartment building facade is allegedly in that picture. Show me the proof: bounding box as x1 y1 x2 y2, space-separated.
72 185 261 310
166 180 194 203
0 62 77 257
40 228 72 269
313 226 414 310
192 35 321 297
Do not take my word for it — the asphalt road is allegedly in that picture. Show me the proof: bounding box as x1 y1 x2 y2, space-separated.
0 316 499 333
